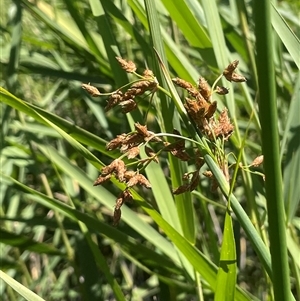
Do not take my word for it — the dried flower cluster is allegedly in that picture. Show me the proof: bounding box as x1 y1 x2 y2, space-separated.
81 58 163 224
81 83 101 97
82 57 247 223
81 57 158 114
106 58 157 113
171 60 246 192
223 60 246 82
173 60 245 141
93 159 151 225
107 123 161 159
93 159 151 189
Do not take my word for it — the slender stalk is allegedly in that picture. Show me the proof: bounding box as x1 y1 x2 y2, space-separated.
254 1 291 300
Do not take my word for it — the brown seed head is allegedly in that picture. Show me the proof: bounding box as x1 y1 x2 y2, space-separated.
135 123 149 137
145 146 159 163
216 86 229 95
198 77 211 101
205 101 217 119
172 77 194 90
184 97 210 129
99 159 127 182
81 83 101 97
173 184 190 195
127 146 140 159
230 73 247 83
93 174 112 186
106 133 127 150
119 99 137 113
216 108 234 140
115 189 133 210
113 208 122 226
124 170 136 181
143 69 154 78
127 173 151 188
224 60 239 74
223 60 246 82
189 171 200 192
251 155 264 167
120 133 144 152
105 91 123 111
115 57 137 73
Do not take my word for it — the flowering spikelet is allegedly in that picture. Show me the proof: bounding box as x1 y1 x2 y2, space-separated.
215 108 234 140
113 208 122 226
164 129 190 161
104 65 157 113
106 134 127 151
105 91 123 111
143 69 154 78
115 189 133 211
172 77 200 98
115 57 137 73
145 146 159 163
127 173 151 188
216 86 229 95
198 77 211 101
127 146 140 159
223 60 246 82
172 170 200 194
81 83 101 97
205 101 217 119
93 159 126 185
250 155 264 167
119 99 137 113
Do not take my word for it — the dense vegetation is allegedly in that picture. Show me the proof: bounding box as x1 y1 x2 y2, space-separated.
0 0 299 300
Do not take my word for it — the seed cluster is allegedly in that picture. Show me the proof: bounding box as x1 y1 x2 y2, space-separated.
82 57 249 224
173 60 246 141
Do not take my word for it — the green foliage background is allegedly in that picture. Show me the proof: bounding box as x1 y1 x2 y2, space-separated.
0 0 299 300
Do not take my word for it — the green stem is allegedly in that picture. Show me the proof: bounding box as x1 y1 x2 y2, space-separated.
254 1 292 300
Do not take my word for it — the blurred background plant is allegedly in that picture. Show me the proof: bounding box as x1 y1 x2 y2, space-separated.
0 0 299 301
